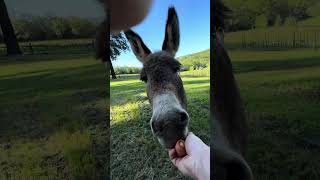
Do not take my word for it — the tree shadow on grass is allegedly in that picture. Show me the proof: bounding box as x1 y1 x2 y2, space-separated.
0 63 108 141
247 111 320 179
0 54 110 179
236 65 320 179
233 56 320 73
0 54 95 65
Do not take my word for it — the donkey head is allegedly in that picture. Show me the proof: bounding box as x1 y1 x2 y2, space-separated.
125 7 188 149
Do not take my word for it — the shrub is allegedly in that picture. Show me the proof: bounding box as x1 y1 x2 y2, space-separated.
68 17 96 38
114 67 141 75
11 15 98 41
284 16 297 26
255 15 268 28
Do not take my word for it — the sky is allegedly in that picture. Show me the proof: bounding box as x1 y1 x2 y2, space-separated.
113 0 210 67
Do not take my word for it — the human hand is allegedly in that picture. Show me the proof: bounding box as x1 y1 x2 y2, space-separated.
109 0 153 32
168 132 210 180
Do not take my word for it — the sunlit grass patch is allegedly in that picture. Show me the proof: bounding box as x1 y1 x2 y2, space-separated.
0 130 97 180
111 102 144 125
46 130 98 179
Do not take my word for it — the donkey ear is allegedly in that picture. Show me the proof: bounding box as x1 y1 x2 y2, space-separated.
162 7 180 57
124 30 151 63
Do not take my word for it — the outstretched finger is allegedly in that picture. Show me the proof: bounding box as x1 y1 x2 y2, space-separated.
168 149 176 160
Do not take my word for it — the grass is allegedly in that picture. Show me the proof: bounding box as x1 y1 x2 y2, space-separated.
180 68 209 77
299 16 320 26
228 49 320 179
111 74 209 179
0 39 93 47
0 39 94 56
0 53 108 179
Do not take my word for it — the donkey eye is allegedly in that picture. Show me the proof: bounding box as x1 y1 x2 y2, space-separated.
141 77 147 82
140 75 147 82
140 69 147 82
140 74 147 82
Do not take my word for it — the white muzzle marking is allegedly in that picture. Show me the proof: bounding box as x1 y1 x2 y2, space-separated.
150 91 189 145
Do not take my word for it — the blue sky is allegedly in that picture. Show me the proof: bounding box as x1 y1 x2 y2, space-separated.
113 0 210 67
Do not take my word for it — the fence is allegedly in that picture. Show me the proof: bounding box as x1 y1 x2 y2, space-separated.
180 69 209 77
241 32 320 49
225 26 320 50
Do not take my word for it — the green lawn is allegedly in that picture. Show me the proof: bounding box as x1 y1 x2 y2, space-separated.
111 75 209 179
0 39 93 48
229 49 320 179
0 54 108 179
0 39 94 56
299 16 320 26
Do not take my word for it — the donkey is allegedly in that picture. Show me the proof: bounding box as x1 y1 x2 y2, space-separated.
211 0 253 179
124 7 189 149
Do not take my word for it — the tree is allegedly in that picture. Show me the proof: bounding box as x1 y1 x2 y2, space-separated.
14 16 56 41
226 0 317 29
284 16 297 26
288 0 313 21
110 33 129 79
13 18 30 40
0 29 3 43
255 15 268 28
0 0 21 55
51 17 73 39
68 17 96 38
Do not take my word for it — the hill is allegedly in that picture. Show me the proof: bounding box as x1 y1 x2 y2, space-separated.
114 49 210 74
178 49 210 62
178 49 210 70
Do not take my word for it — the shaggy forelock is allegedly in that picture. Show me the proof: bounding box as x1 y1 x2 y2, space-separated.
140 52 181 83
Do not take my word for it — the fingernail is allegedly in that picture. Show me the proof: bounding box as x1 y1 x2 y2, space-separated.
179 141 184 147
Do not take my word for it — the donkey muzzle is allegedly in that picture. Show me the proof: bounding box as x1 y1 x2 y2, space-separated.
151 108 189 148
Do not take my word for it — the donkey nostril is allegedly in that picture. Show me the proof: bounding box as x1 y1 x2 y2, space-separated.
151 121 157 132
152 120 164 133
180 111 188 124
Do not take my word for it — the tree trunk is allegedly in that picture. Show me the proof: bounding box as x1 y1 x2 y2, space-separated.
109 60 117 79
0 0 22 55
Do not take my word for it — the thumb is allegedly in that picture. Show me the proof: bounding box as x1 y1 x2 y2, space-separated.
185 132 208 155
173 156 195 178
